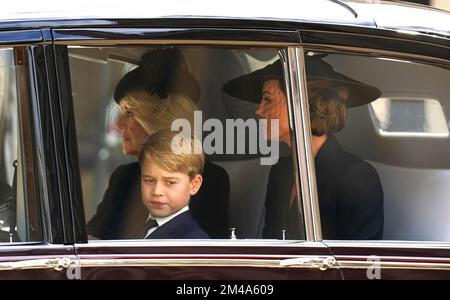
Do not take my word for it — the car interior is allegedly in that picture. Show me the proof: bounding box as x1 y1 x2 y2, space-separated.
62 46 450 242
0 48 26 243
330 53 450 241
69 46 290 239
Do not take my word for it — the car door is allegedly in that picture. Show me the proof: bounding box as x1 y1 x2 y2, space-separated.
52 25 342 280
327 241 450 280
0 29 78 279
298 24 450 279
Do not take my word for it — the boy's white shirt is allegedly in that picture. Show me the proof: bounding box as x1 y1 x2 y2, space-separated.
144 206 189 238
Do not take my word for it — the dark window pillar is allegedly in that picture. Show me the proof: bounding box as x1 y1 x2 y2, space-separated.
406 0 430 5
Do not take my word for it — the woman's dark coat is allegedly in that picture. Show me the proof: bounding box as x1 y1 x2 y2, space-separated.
263 135 384 240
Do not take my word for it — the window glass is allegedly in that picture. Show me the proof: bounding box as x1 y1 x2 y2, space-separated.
305 51 450 241
69 46 304 241
0 48 37 243
370 97 448 137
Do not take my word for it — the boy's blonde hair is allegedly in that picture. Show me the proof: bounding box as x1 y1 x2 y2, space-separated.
120 90 197 136
139 128 204 179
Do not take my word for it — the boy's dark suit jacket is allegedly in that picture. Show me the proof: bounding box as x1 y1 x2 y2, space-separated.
263 135 384 240
146 210 209 239
87 160 229 239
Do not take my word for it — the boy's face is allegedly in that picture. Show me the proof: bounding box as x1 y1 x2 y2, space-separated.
141 158 202 218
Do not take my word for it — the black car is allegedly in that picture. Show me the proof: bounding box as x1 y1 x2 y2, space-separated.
0 0 450 280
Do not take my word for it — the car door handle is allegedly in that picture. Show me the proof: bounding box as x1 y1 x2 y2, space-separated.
280 256 336 271
0 257 74 271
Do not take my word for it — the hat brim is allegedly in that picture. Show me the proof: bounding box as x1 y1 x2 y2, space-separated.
304 56 381 107
223 61 283 105
223 58 381 108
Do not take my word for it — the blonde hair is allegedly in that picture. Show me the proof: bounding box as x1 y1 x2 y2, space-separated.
120 90 197 135
139 128 205 179
308 80 349 136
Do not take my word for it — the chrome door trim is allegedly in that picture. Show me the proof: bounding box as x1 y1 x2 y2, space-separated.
0 257 78 271
326 241 450 271
286 47 322 241
324 240 450 249
0 244 78 272
75 241 337 270
280 256 336 270
337 256 450 271
77 254 337 270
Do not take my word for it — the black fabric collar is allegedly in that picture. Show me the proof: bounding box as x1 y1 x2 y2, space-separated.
314 135 342 174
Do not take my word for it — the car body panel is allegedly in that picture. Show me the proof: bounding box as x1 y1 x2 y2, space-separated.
0 244 77 280
327 241 450 279
346 0 450 38
1 0 371 27
75 241 342 279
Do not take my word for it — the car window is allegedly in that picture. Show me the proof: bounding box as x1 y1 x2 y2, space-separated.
370 97 448 137
0 47 41 244
69 46 304 241
304 50 450 242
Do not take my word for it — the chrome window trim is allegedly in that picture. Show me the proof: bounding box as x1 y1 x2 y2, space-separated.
324 240 450 249
55 39 298 47
0 243 72 250
299 28 450 56
77 240 328 248
286 47 322 241
301 43 450 68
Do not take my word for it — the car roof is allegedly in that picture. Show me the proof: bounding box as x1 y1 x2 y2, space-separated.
2 0 449 39
345 0 450 39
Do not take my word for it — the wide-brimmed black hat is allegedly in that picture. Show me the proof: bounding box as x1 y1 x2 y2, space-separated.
114 48 200 103
222 56 380 108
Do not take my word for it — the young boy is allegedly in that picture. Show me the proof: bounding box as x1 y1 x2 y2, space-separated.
138 129 209 239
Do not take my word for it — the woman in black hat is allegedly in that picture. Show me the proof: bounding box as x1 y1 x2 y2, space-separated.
87 48 230 240
223 56 384 240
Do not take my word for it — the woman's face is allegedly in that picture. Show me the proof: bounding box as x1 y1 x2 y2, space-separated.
255 79 290 145
116 106 149 156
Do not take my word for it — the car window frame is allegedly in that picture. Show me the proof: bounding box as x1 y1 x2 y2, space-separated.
298 31 450 279
0 30 78 279
52 26 329 245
